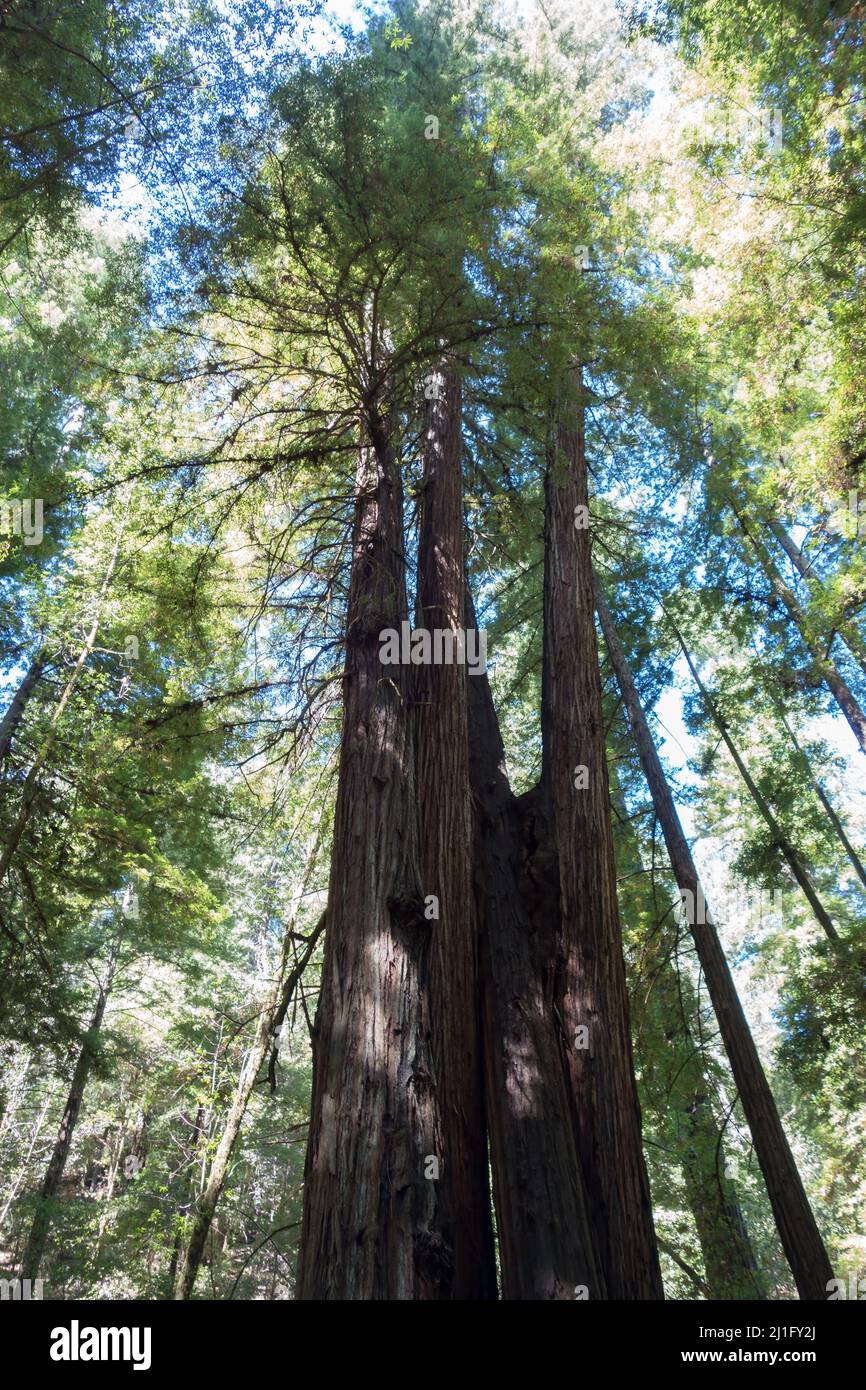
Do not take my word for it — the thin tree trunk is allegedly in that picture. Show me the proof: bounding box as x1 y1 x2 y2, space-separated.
0 507 128 886
169 1104 206 1285
641 936 765 1299
655 1236 711 1298
0 1081 58 1230
296 390 450 1300
0 652 45 763
765 518 809 577
733 503 866 755
174 904 324 1300
466 594 604 1299
542 373 663 1299
594 578 837 1299
0 1046 31 1145
95 1126 126 1254
772 702 866 894
96 1105 149 1257
671 616 848 952
413 360 496 1299
199 1021 225 1198
765 516 866 680
608 762 765 1299
682 1089 765 1300
20 927 122 1280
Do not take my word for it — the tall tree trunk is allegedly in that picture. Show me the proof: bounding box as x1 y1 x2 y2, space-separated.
413 361 497 1299
594 577 837 1299
541 373 663 1299
175 908 324 1299
0 651 45 764
765 516 866 680
466 594 604 1299
296 392 450 1300
732 502 866 755
20 926 121 1280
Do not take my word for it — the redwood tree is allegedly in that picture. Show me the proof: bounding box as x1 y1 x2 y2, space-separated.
467 588 605 1299
414 360 497 1299
541 371 663 1299
296 389 451 1299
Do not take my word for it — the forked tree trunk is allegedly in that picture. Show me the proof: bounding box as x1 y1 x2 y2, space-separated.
296 392 450 1300
414 361 497 1299
542 373 663 1299
594 578 837 1299
466 593 604 1299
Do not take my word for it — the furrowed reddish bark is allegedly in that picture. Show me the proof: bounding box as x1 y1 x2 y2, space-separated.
414 362 497 1299
466 593 605 1299
541 372 663 1299
296 393 450 1300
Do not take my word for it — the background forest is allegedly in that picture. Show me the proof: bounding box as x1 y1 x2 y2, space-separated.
1 0 865 1302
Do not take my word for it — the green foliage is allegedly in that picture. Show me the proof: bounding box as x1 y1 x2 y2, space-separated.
0 0 864 1301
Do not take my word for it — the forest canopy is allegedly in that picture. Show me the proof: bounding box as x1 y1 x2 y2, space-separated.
1 0 865 1307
